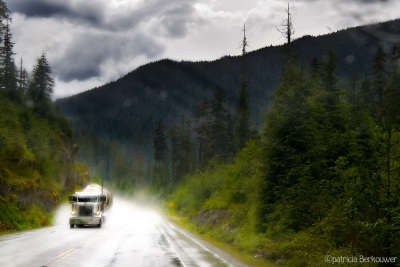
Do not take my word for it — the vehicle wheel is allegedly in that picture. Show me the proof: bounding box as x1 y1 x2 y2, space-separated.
97 222 101 228
70 224 74 228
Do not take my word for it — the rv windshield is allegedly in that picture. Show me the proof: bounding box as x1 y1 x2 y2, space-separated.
77 196 98 202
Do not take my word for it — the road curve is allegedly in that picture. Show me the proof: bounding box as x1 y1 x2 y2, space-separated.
0 197 248 267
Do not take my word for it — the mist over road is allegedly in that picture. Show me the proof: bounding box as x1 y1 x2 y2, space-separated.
0 197 247 267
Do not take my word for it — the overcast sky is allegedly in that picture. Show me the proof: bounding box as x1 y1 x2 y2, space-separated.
4 0 400 99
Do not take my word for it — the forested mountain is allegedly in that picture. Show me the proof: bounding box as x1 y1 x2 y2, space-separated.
55 18 400 190
9 7 399 264
57 19 399 143
170 24 400 265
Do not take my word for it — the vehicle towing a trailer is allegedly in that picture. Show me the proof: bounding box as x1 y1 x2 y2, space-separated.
68 184 112 228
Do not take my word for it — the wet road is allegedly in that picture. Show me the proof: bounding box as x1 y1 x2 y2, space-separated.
0 197 247 267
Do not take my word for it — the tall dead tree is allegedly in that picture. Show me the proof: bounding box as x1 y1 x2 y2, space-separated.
234 24 251 150
277 3 295 57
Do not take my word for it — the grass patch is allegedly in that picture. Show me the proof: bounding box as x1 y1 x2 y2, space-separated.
168 215 280 267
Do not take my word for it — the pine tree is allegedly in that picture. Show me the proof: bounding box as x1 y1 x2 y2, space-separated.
261 62 314 231
153 119 168 163
194 101 213 168
168 127 178 183
194 85 235 167
169 117 193 183
27 52 55 118
310 56 320 80
28 52 54 102
0 20 17 95
18 58 29 94
370 45 388 123
211 85 234 159
153 119 169 187
359 78 373 112
0 0 9 26
234 25 251 151
321 50 339 112
177 117 193 178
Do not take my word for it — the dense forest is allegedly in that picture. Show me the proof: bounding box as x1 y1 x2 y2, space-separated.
2 0 399 263
56 17 400 265
0 0 391 262
0 1 87 232
56 19 400 193
171 48 400 265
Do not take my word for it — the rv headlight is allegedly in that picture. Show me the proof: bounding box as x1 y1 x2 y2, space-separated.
71 211 76 215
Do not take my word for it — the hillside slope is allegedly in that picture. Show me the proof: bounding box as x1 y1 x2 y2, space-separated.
56 18 400 155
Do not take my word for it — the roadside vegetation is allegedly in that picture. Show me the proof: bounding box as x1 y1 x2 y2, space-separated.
2 0 400 264
169 50 400 266
0 1 87 233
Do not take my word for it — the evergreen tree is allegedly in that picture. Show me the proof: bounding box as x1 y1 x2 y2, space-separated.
153 119 168 163
153 119 169 187
27 52 55 118
0 0 9 28
261 56 381 248
0 20 17 96
359 78 373 112
211 85 234 159
373 45 400 258
17 58 29 94
321 50 340 112
370 45 389 123
28 52 54 102
234 25 251 151
169 118 194 183
310 56 321 80
168 127 179 184
194 85 235 168
261 61 314 231
194 101 213 168
177 117 193 179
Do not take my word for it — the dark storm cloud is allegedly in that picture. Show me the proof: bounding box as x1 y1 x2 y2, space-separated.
53 31 165 82
7 0 202 35
7 0 66 17
6 0 104 26
6 0 207 88
6 0 203 83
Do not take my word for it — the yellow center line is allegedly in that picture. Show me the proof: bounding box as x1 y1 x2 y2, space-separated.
48 248 76 267
84 234 101 247
47 229 106 266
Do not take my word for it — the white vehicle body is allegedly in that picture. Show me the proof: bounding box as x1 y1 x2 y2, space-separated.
69 184 112 228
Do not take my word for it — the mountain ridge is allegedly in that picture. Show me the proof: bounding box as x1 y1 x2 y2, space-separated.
56 18 400 150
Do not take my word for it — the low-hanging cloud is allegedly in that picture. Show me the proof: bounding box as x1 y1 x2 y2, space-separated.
53 30 165 82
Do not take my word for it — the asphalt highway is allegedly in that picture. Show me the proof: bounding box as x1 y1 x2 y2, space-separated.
0 197 248 267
